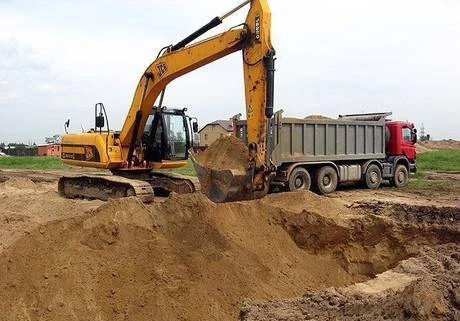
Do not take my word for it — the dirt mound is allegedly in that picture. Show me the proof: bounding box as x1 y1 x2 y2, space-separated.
417 139 460 153
0 176 37 189
240 243 460 321
416 143 433 153
260 192 357 219
194 135 249 171
0 182 101 253
1 188 458 321
0 193 366 321
304 115 332 120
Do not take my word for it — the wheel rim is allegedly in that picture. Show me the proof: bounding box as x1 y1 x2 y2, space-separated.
295 176 304 189
322 175 331 188
397 171 406 183
370 171 378 184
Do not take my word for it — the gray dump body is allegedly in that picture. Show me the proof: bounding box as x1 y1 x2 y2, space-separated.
236 111 386 167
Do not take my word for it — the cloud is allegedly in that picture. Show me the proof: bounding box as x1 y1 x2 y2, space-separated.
0 39 77 143
0 39 48 71
0 39 62 105
0 0 459 142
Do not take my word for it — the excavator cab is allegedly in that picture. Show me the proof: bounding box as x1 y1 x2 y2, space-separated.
143 108 192 163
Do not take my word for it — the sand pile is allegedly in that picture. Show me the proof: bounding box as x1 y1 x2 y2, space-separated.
194 136 249 171
417 139 460 153
0 179 101 253
416 143 433 153
240 243 460 321
1 187 458 321
0 193 364 321
0 176 37 190
304 115 332 120
192 136 251 201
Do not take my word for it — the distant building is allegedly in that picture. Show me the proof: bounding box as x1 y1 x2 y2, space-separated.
4 144 38 157
38 144 61 157
199 120 233 146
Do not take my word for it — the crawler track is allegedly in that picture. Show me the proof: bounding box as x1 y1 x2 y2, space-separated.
58 175 155 202
58 172 200 202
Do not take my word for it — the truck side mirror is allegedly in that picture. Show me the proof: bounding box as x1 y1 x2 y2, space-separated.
96 114 105 128
412 128 418 144
192 122 199 133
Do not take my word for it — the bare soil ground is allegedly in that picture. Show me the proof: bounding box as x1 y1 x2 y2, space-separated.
417 139 460 153
331 184 460 208
0 169 458 321
240 244 460 321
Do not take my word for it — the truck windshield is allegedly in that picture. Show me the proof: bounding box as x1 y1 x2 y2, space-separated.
164 113 187 159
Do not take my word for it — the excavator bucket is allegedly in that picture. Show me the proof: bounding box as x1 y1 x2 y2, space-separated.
190 152 255 203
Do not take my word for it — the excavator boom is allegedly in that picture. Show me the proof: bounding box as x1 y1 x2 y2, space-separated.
119 28 245 149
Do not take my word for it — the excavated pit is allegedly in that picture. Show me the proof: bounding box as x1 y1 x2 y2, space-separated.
240 244 460 321
0 177 459 321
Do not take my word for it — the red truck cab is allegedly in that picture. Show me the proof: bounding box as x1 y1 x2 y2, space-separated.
385 120 417 173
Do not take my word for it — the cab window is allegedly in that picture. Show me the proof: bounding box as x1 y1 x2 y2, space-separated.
164 113 187 159
402 127 412 142
144 114 155 135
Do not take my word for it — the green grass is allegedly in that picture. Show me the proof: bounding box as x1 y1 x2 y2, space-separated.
405 149 460 193
0 156 69 169
416 150 460 172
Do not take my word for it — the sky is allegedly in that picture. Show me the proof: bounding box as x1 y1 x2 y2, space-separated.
0 0 459 144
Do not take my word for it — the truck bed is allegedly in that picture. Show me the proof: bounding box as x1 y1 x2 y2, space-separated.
236 111 386 167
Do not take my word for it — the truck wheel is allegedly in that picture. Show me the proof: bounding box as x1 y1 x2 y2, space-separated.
288 167 311 192
392 164 409 187
364 164 382 189
315 166 338 194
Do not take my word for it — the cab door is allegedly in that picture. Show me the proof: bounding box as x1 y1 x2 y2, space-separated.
401 126 416 160
162 112 190 160
144 110 190 162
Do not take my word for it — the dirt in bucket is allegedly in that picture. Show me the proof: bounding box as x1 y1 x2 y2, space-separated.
194 136 249 172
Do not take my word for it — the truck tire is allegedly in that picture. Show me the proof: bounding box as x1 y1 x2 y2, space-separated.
315 166 338 194
364 164 382 189
288 167 311 192
392 164 409 188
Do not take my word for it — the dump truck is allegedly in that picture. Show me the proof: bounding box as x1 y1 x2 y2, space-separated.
234 111 417 194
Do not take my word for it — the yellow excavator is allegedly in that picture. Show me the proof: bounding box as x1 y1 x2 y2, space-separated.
60 0 276 203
